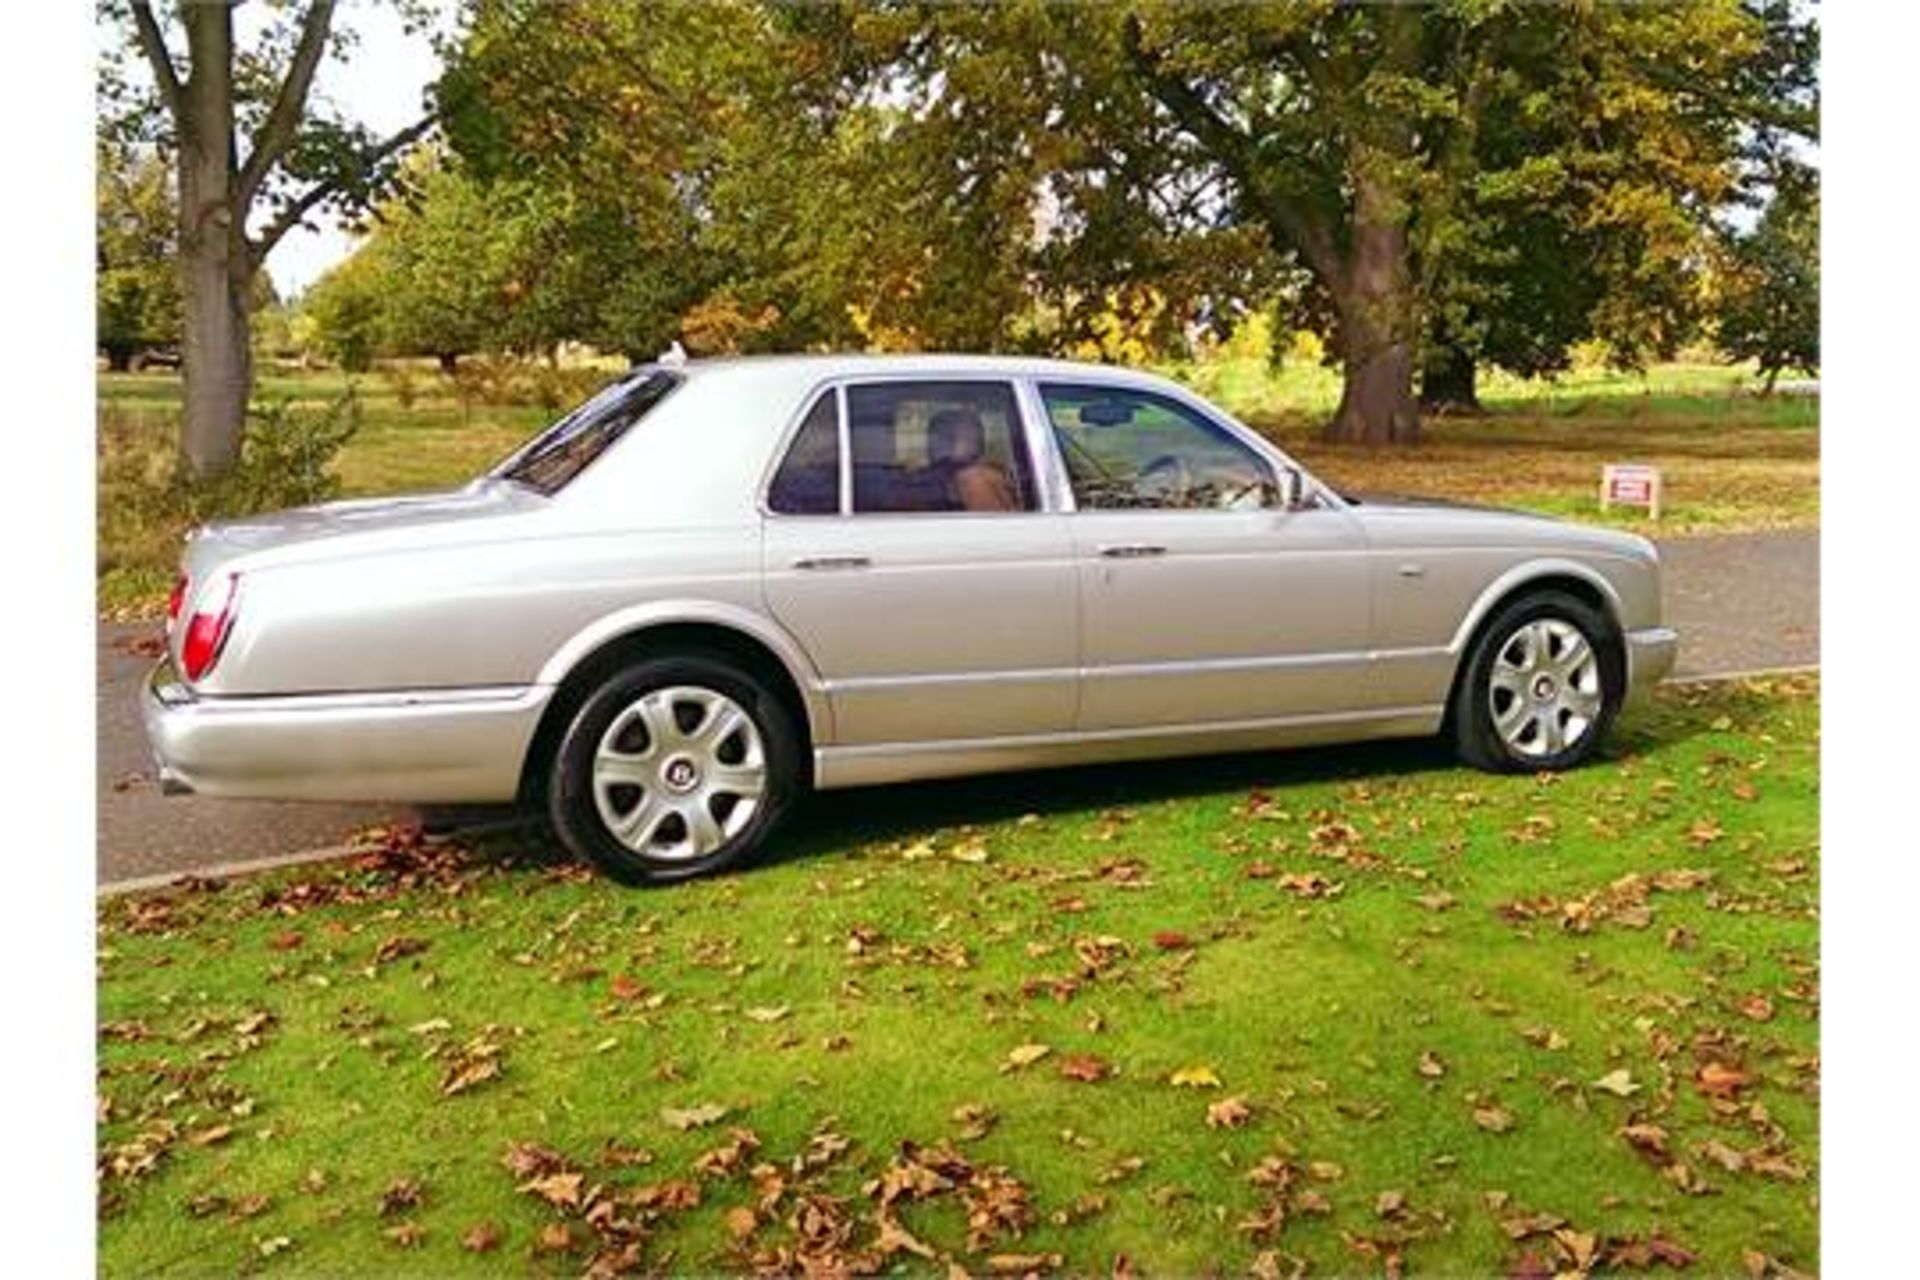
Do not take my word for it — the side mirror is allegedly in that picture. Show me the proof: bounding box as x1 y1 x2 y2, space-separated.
1276 465 1307 511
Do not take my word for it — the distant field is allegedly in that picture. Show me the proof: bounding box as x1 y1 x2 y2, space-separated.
96 359 1818 617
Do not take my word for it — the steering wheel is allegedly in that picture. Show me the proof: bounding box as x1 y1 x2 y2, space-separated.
1137 453 1195 506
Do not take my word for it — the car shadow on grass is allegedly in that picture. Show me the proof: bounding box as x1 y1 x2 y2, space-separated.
459 700 1724 882
771 738 1448 863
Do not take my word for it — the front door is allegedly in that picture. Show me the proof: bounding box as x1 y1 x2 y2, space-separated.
1035 381 1374 732
761 379 1079 747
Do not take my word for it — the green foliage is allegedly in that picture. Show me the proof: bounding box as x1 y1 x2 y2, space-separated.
303 251 386 372
1716 163 1819 391
95 141 181 368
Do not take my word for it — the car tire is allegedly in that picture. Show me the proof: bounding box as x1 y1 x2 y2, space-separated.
1451 590 1622 773
547 655 802 885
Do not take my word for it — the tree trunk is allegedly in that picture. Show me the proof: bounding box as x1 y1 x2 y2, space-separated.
437 351 459 375
104 345 135 373
175 3 252 481
1322 171 1420 446
1420 344 1484 416
1761 363 1781 396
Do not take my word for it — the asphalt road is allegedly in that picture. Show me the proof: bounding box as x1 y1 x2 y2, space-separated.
96 529 1818 886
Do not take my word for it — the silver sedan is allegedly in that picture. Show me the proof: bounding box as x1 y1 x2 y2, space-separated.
144 354 1677 883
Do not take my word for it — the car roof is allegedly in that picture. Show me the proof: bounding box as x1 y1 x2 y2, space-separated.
666 351 1178 386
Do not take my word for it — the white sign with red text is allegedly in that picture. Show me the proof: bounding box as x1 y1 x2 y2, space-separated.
1600 463 1663 520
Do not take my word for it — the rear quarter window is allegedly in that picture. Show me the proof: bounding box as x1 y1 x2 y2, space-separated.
494 371 681 495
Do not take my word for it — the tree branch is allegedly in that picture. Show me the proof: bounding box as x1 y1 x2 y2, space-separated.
238 0 338 204
248 112 437 263
128 0 183 123
1120 15 1343 287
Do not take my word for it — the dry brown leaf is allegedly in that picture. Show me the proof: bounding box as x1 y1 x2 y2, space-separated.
1207 1096 1254 1129
461 1221 502 1253
1059 1053 1112 1083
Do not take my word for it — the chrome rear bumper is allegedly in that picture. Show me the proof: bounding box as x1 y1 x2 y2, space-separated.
142 660 552 803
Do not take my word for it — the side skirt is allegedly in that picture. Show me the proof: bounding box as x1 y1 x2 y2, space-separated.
812 705 1446 790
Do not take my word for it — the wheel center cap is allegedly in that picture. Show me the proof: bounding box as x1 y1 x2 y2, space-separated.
661 756 701 794
1533 674 1558 701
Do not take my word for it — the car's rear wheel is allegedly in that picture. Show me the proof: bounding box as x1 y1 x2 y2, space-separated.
547 656 801 884
1451 590 1620 773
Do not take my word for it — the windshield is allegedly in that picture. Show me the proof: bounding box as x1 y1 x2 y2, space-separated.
491 370 681 495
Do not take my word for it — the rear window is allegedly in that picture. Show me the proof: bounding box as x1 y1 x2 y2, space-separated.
493 371 681 495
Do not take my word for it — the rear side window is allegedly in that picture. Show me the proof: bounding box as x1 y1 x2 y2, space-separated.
846 381 1035 514
767 392 842 515
494 371 680 495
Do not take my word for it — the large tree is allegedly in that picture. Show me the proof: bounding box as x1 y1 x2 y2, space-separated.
780 1 1767 444
102 1 435 477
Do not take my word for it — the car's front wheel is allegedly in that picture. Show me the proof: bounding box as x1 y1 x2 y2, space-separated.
1451 590 1621 773
547 656 801 884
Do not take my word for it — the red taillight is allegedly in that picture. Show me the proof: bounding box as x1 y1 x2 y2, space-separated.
180 573 240 681
167 574 188 623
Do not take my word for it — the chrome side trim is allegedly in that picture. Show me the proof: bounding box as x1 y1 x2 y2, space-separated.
184 684 538 713
819 646 1453 695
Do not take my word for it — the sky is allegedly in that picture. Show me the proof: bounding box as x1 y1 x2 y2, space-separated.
257 0 448 298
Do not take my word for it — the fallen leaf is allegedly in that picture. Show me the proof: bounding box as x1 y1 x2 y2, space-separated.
1152 931 1193 951
1002 1043 1052 1072
461 1222 502 1253
383 1221 425 1249
1169 1064 1223 1089
378 1178 424 1216
1206 1096 1254 1129
518 1171 583 1209
440 1053 501 1097
1697 1061 1754 1098
1417 1051 1447 1079
1474 1104 1516 1133
661 1102 730 1131
744 1005 791 1023
1592 1068 1640 1097
1059 1053 1111 1083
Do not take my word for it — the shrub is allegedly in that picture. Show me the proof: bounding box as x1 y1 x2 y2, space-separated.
97 392 360 614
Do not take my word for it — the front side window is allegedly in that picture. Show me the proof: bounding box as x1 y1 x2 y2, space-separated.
846 381 1035 514
1040 383 1279 511
494 371 680 495
767 391 842 515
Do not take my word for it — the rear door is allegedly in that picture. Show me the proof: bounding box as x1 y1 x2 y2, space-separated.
1035 380 1374 731
760 378 1079 747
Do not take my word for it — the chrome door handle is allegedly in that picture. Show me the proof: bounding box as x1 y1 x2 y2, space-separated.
1097 544 1168 559
791 555 871 571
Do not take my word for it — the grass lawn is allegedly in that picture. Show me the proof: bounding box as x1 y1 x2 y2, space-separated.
97 675 1819 1277
97 359 1817 618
